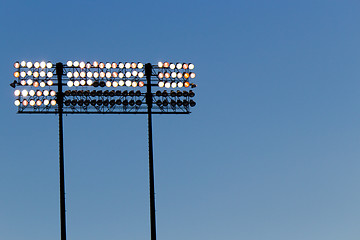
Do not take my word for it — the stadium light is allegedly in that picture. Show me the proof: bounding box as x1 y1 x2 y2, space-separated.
10 60 197 240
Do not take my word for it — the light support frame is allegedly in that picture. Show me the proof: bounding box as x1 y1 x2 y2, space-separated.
11 61 197 240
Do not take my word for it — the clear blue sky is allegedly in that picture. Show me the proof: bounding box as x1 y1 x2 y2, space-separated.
1 0 360 239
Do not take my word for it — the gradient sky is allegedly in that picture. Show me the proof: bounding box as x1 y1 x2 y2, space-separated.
2 0 360 240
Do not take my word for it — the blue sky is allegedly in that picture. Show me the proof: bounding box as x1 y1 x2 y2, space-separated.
1 0 360 239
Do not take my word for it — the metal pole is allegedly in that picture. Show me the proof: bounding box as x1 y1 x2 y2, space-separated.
56 62 67 240
145 63 156 240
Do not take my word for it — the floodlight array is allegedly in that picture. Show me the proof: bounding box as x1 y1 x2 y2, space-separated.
11 61 197 114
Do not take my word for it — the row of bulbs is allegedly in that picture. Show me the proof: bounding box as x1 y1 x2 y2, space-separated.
66 70 145 79
15 89 56 97
14 61 52 69
63 90 194 98
157 62 195 70
66 61 144 69
14 70 53 78
19 79 54 87
15 61 195 71
158 72 195 79
67 80 145 88
64 99 143 107
14 99 56 107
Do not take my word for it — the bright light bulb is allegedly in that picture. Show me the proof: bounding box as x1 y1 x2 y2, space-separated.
158 81 164 88
27 79 33 85
100 72 105 78
30 100 36 106
33 71 39 78
47 72 53 78
14 62 20 68
158 62 163 68
80 72 86 78
74 80 80 86
34 62 40 68
87 79 93 85
93 61 99 67
118 72 124 78
165 82 171 88
189 63 194 70
14 90 21 96
67 72 73 78
43 90 49 96
183 63 189 69
184 81 190 88
119 62 124 69
138 62 144 69
106 81 112 87
139 81 144 87
36 90 42 97
73 61 79 67
21 61 26 67
26 62 33 68
176 63 182 69
67 81 74 87
14 72 20 78
119 80 125 86
40 81 46 87
132 81 138 87
73 72 79 78
158 72 164 79
99 62 105 68
178 82 183 88
29 90 35 96
170 63 175 69
20 71 26 78
106 72 111 78
50 90 56 96
40 71 46 77
132 70 138 77
171 72 177 78
40 61 46 68
131 62 137 69
33 81 39 87
44 99 50 105
86 62 91 68
112 81 119 87
112 72 118 78
27 70 32 76
112 62 117 68
138 72 144 78
164 62 170 68
165 72 170 78
177 72 183 78
20 80 26 85
184 72 189 79
51 100 56 106
79 61 85 68
80 80 86 86
171 82 177 88
125 80 131 87
93 72 99 78
125 62 131 69
105 62 111 69
125 72 131 78
14 100 20 106
22 99 28 106
67 61 73 67
190 72 196 78
87 72 93 78
46 62 53 68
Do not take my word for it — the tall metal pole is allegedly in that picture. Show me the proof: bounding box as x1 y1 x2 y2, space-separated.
56 62 67 240
145 63 156 240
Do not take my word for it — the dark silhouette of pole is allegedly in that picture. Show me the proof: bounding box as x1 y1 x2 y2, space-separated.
56 62 67 240
145 63 156 240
